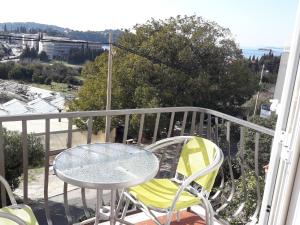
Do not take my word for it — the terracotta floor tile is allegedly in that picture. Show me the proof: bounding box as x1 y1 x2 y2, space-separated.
136 211 205 225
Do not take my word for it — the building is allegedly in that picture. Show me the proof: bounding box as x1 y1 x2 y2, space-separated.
38 35 102 59
21 33 39 49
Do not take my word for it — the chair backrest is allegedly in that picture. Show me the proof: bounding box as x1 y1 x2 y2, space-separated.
176 137 220 192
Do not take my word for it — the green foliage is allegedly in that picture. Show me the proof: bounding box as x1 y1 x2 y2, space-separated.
245 115 276 171
1 61 82 85
0 63 9 79
248 50 281 84
3 129 44 190
219 171 264 225
67 47 105 65
38 51 49 62
20 46 38 59
8 64 33 81
66 29 123 42
70 15 258 133
217 115 276 224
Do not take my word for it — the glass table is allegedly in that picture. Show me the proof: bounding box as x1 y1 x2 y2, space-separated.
53 143 159 225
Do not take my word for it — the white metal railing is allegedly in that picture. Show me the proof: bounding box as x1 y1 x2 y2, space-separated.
0 107 274 225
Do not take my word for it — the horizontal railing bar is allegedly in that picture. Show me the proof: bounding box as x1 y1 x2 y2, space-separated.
49 149 67 156
0 107 274 136
33 129 82 136
0 107 197 121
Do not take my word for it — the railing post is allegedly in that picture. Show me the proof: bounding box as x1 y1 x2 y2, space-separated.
216 121 235 214
190 111 196 135
0 122 6 206
214 117 219 144
67 118 72 148
250 132 262 222
180 111 188 136
207 114 212 139
167 112 175 138
152 113 161 143
122 115 130 144
87 117 93 144
105 116 111 142
44 119 53 225
199 112 204 136
138 114 145 145
22 120 28 204
232 126 247 218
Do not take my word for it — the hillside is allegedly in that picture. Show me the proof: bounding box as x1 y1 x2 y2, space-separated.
0 22 122 42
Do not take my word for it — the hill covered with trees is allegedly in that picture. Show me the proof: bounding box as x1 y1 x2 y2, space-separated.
0 22 123 42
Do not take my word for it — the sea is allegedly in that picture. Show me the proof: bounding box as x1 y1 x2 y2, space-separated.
242 47 283 58
102 45 283 59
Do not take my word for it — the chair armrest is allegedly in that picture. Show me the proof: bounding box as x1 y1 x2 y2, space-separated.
0 176 17 205
0 211 27 225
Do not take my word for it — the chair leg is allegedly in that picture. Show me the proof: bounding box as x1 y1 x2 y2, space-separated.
118 197 130 225
116 190 125 216
176 211 180 222
165 211 173 225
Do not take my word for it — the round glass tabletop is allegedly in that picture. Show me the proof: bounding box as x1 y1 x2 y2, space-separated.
53 143 159 189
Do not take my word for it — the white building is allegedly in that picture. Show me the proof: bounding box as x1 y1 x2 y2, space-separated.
21 33 39 49
39 35 102 59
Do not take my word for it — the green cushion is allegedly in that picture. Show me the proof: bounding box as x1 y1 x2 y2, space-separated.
0 204 39 225
129 179 200 210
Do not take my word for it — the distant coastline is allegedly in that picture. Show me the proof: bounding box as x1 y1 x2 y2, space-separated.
242 47 283 58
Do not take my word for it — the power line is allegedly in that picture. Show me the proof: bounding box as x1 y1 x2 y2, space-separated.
0 34 109 45
112 43 190 74
0 33 190 73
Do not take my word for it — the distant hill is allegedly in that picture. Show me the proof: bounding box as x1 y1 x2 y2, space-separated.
0 22 123 42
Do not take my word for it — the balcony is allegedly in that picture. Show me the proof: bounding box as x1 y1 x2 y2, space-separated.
0 106 274 225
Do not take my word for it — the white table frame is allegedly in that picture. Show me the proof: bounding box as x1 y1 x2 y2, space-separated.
53 143 159 225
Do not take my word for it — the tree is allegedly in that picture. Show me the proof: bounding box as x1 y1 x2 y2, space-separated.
67 47 105 65
38 51 49 62
20 46 38 59
8 65 33 81
0 63 9 79
70 16 258 133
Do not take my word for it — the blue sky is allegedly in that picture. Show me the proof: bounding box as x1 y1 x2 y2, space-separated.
0 0 298 48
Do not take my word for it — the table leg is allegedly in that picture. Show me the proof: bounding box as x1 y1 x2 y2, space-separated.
110 189 116 225
64 182 72 225
94 189 103 225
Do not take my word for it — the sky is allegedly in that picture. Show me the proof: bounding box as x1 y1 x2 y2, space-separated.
0 0 299 48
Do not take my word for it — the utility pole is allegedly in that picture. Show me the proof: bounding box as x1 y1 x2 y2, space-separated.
105 33 113 142
253 64 265 116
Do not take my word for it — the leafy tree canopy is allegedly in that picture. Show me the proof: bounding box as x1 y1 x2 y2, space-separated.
70 15 258 119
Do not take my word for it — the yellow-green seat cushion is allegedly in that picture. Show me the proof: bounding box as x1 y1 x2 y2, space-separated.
0 204 39 225
129 179 200 210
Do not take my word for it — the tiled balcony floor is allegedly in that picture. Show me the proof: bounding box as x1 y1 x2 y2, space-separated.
94 206 223 225
136 211 205 225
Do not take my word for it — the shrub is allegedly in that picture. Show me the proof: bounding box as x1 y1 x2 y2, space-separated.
2 129 44 190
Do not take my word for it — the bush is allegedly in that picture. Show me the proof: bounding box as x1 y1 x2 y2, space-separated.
2 129 44 190
0 64 9 79
216 115 276 224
